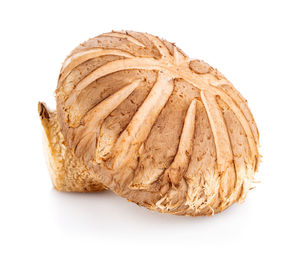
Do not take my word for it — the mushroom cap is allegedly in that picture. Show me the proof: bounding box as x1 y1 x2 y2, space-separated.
55 31 259 216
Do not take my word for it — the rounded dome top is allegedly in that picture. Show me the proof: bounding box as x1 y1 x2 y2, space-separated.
55 31 259 216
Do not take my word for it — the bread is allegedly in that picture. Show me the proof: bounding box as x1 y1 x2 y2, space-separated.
39 31 260 216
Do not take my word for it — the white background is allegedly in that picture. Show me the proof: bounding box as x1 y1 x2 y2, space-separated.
0 0 299 254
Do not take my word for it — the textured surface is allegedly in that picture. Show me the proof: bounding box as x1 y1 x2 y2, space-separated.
40 31 259 216
38 102 106 192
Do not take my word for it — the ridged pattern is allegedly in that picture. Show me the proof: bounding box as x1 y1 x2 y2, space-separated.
52 31 259 216
38 102 105 192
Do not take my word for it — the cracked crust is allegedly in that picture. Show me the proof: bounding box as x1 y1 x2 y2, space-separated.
39 31 260 215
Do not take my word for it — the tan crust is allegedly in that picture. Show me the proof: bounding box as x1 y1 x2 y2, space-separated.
39 31 260 216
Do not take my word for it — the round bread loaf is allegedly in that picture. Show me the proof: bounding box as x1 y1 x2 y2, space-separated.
39 31 260 216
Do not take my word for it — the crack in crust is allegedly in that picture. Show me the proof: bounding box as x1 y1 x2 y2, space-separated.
39 31 260 216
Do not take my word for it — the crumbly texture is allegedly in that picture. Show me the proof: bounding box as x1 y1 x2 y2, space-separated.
39 31 260 216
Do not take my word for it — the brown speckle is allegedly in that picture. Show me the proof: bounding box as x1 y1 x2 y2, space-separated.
189 60 211 74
